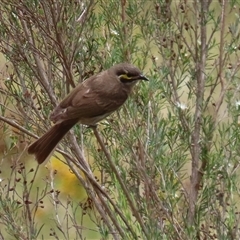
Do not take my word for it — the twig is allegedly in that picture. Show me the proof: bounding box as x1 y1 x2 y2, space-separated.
0 115 37 138
92 126 148 238
64 133 138 239
188 0 208 223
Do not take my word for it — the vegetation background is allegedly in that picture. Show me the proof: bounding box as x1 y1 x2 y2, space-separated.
0 0 240 239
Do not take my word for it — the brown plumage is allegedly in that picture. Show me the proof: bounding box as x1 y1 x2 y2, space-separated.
28 63 148 164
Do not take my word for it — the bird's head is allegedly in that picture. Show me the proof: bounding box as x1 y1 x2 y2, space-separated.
111 63 149 85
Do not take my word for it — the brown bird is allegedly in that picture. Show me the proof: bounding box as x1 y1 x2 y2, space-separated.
28 63 148 164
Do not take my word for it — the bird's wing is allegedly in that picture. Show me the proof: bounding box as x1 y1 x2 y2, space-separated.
50 76 127 123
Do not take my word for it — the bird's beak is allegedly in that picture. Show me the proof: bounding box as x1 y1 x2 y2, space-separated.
139 74 149 81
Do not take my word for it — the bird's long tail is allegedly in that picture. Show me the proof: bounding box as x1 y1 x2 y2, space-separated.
28 119 78 164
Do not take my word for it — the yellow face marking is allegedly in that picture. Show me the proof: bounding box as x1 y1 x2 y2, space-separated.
119 74 132 80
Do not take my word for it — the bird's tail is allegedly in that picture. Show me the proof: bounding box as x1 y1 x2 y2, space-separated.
28 119 78 164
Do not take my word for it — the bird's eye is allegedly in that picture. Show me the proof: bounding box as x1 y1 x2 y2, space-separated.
127 72 133 77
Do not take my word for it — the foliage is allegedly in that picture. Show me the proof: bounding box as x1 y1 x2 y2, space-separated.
1 0 240 239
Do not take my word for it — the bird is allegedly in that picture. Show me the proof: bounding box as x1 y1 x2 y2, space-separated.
28 63 149 164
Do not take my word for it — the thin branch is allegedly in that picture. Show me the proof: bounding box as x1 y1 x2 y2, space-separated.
92 127 148 238
62 133 139 239
188 0 208 223
0 115 37 139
